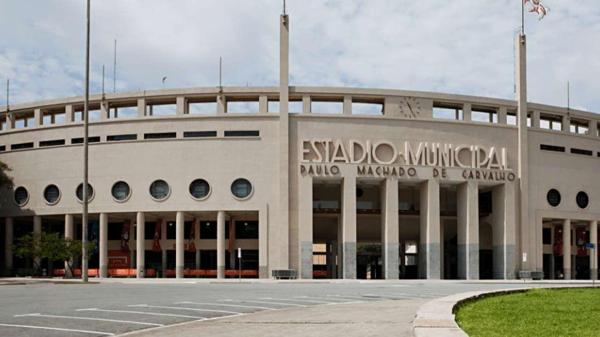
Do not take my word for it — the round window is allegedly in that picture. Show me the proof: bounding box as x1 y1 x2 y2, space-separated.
44 184 61 205
112 181 131 202
76 183 94 202
231 178 252 199
150 180 170 200
189 179 210 200
14 186 29 206
576 191 589 209
547 189 561 207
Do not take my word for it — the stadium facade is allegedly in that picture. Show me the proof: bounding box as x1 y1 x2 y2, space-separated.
0 13 599 280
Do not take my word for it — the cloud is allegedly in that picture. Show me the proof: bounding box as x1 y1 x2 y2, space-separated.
0 0 599 113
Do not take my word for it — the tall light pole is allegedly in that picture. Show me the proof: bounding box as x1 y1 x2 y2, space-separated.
82 0 91 283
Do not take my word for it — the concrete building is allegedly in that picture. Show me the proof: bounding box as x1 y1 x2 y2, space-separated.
0 13 599 280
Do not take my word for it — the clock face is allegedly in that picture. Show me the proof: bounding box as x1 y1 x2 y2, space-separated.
400 97 422 119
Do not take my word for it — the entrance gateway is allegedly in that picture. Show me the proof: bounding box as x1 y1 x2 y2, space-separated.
298 138 517 279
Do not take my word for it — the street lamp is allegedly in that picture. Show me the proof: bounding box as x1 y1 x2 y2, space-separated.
81 0 91 283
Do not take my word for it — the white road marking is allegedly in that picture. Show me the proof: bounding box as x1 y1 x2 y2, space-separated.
128 304 240 315
13 313 163 327
77 308 203 319
220 299 306 307
260 297 333 304
0 323 115 336
175 301 274 311
295 296 351 302
326 295 377 301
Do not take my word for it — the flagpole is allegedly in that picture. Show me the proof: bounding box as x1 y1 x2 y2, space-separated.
82 0 91 283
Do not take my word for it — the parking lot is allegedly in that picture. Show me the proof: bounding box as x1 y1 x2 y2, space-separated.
0 280 549 336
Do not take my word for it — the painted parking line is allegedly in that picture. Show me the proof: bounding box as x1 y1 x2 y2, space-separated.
260 297 333 304
295 296 353 302
128 304 241 315
14 313 163 327
77 308 203 319
220 299 306 307
0 322 115 336
326 295 379 301
175 301 275 311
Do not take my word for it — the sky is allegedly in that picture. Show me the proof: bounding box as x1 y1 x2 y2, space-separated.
0 0 599 112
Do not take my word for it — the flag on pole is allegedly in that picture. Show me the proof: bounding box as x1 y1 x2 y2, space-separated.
524 0 549 20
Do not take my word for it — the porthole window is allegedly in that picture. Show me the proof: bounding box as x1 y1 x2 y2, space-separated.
576 191 589 209
43 184 61 205
231 178 253 199
149 180 170 201
189 179 211 200
112 181 131 202
547 189 561 207
76 183 94 202
14 187 29 206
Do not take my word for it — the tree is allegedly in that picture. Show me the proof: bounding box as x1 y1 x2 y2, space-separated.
13 232 96 278
0 160 13 189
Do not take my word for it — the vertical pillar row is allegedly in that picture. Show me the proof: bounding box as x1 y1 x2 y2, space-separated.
342 176 357 279
175 211 184 278
99 213 108 278
381 178 399 279
563 219 571 280
298 175 313 279
136 212 145 278
457 181 479 280
217 211 226 279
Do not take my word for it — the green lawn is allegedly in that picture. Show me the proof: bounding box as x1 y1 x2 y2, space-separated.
455 288 600 337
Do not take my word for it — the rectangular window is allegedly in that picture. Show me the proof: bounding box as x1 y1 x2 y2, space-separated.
540 144 565 152
183 131 217 138
472 108 497 123
115 107 138 118
107 134 137 142
311 101 343 114
39 139 66 147
433 106 462 120
570 148 593 156
227 101 259 113
235 221 259 239
189 102 217 114
10 142 34 150
0 145 6 152
507 114 517 125
148 104 176 116
144 132 177 140
71 136 101 144
108 222 124 240
200 221 217 239
543 228 552 245
224 130 259 137
352 102 383 116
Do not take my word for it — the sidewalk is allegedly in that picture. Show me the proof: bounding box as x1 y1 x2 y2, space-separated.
119 299 425 337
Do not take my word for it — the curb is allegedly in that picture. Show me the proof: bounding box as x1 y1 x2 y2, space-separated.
411 285 591 337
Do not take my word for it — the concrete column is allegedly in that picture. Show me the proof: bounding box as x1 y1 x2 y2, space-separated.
160 219 167 276
463 103 472 121
65 105 74 123
5 111 13 130
228 217 236 270
217 95 227 114
99 213 108 278
64 214 74 275
195 219 201 270
342 176 357 279
492 183 517 279
419 179 441 279
259 96 268 113
34 109 43 127
531 111 540 128
562 115 571 133
590 221 598 280
259 206 269 278
100 101 109 120
588 121 598 138
457 181 479 280
563 219 571 280
176 96 187 115
136 212 145 278
381 178 399 279
498 107 507 125
343 96 352 115
4 217 13 275
137 98 146 117
302 96 311 114
298 176 313 279
175 211 184 278
217 211 226 278
33 216 42 272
